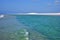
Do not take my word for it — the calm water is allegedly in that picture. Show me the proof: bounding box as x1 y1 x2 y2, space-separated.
0 15 60 40
16 15 60 40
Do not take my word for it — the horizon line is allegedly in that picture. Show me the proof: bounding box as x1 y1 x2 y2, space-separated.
0 13 60 15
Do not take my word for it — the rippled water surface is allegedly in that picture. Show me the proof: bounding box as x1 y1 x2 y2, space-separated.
16 15 60 40
0 15 60 40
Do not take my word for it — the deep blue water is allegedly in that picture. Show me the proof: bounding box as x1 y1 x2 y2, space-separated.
16 15 60 40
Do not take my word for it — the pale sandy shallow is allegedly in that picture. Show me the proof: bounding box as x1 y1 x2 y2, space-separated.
0 15 26 32
0 15 48 40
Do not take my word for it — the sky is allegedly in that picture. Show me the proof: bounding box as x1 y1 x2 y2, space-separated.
0 0 60 14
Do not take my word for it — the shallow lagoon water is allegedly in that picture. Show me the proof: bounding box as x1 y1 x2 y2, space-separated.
0 15 29 40
16 15 60 40
0 15 60 40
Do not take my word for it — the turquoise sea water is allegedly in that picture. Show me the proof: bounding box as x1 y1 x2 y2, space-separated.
0 15 60 40
16 15 60 40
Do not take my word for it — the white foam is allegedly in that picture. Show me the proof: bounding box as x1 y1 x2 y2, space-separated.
0 15 4 18
26 37 29 40
25 32 29 35
13 13 60 15
28 13 38 14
